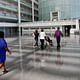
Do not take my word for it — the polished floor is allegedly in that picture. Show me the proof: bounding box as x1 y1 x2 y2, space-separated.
0 35 80 80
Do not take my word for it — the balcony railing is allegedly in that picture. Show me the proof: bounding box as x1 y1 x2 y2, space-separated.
0 15 32 21
0 4 32 16
13 0 38 11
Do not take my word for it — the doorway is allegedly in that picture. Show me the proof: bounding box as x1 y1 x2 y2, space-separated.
64 25 71 37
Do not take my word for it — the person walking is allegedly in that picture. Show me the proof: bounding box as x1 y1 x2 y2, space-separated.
0 31 11 74
40 29 46 50
34 29 39 47
54 27 63 50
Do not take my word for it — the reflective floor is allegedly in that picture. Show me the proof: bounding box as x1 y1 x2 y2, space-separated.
0 35 80 80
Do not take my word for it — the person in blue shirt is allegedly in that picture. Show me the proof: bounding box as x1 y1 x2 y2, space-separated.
0 31 11 74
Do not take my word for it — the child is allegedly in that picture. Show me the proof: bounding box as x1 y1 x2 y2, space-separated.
0 31 11 74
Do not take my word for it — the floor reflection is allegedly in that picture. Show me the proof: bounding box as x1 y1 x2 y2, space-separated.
55 52 63 66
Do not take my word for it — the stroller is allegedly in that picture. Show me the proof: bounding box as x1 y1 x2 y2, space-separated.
45 35 53 48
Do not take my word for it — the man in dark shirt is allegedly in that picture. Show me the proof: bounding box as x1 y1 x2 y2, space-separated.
34 29 39 47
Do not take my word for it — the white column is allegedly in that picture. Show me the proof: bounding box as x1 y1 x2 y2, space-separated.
50 27 52 36
32 0 34 22
18 0 21 30
58 10 61 21
50 11 52 21
76 19 79 30
18 0 23 80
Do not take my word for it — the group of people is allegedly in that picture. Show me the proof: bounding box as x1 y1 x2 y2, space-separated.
0 27 63 74
33 29 45 50
33 27 63 50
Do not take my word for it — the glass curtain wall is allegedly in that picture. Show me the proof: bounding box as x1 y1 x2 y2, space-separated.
39 0 80 21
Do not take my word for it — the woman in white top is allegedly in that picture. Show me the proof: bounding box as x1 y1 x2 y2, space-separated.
40 29 45 50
